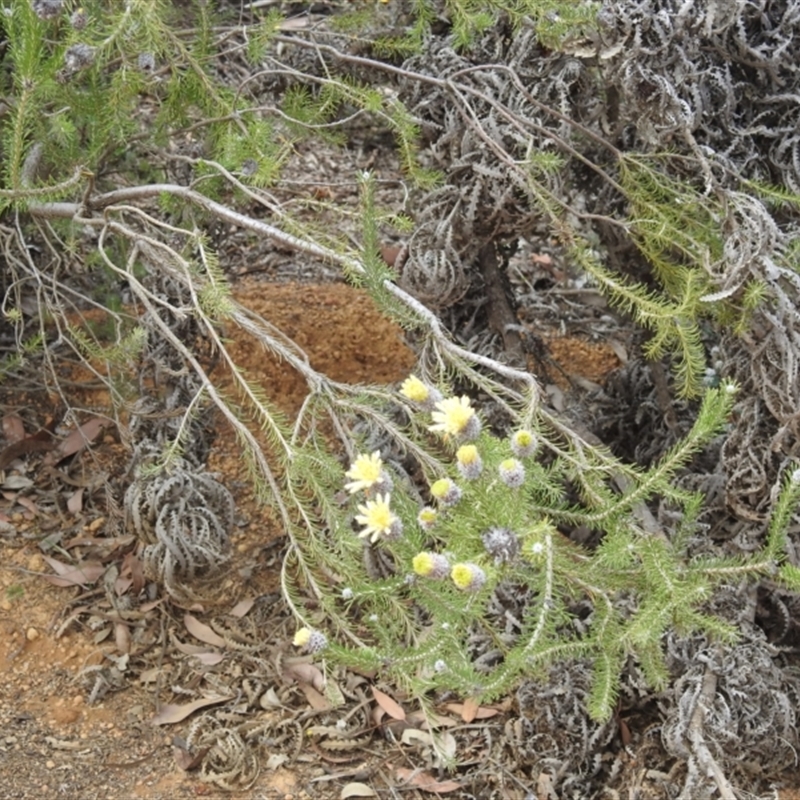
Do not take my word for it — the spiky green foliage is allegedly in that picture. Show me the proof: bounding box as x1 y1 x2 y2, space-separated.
3 0 798 757
284 379 800 722
0 331 44 382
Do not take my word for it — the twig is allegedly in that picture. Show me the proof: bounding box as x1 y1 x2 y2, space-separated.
684 656 736 800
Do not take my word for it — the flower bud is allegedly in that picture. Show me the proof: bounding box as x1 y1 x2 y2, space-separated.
482 527 520 564
456 444 483 480
32 0 63 20
65 43 96 72
400 375 442 411
293 627 328 653
412 551 451 579
417 506 438 530
137 52 156 72
498 458 525 488
70 8 87 29
430 478 462 507
510 430 537 459
451 563 487 592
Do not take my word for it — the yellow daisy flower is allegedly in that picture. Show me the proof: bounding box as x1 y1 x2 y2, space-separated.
344 451 384 494
429 396 481 440
355 493 401 542
400 375 431 403
293 627 312 647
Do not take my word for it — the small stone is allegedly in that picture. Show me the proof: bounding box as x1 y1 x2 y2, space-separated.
26 627 39 641
45 760 56 769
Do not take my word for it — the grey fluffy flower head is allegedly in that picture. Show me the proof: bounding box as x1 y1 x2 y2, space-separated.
32 0 63 20
482 526 521 564
64 43 96 73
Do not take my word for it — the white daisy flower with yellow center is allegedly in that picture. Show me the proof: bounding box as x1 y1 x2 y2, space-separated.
344 451 384 494
355 493 402 542
429 396 481 441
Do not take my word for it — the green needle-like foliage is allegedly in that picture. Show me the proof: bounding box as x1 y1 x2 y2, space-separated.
3 2 799 771
287 378 800 722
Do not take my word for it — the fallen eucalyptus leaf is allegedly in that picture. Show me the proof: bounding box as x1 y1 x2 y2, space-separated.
372 686 405 721
172 738 209 771
298 681 331 711
114 622 131 654
2 475 34 490
183 613 227 647
46 417 106 465
67 488 84 514
2 413 25 444
151 694 233 726
401 729 433 747
341 782 377 798
259 687 283 709
443 702 500 720
191 651 225 666
41 556 105 587
395 768 461 794
282 658 325 691
229 597 255 617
